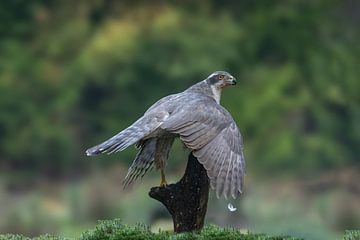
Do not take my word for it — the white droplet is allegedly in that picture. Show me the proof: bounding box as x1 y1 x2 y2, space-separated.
227 203 237 212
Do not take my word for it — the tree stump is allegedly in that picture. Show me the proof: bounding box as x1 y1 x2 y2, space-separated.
149 153 210 233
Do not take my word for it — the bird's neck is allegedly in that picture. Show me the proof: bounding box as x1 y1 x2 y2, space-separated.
186 80 222 104
210 84 222 104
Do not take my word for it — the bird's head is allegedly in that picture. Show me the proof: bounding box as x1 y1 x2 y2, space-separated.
206 71 237 89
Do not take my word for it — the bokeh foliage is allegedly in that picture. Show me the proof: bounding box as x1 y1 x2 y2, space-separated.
0 1 359 179
0 1 359 239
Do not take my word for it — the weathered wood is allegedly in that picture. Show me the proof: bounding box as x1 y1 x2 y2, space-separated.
149 153 210 233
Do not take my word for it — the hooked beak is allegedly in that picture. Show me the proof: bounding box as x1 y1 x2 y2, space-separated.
230 76 237 85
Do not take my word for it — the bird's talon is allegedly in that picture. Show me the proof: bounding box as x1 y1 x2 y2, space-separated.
160 181 168 188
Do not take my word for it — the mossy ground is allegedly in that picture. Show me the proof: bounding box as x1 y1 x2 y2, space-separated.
0 219 358 240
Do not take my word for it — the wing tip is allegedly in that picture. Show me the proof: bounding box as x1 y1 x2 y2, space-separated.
85 147 104 156
85 149 92 156
215 185 243 199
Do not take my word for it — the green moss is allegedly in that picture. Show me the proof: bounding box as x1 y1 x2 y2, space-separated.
1 219 358 240
0 219 301 240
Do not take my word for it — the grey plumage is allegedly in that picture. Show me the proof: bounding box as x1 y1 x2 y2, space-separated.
86 71 245 199
123 138 157 187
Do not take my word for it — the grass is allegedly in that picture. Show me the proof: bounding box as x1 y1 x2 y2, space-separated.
0 220 358 240
343 230 360 240
0 219 303 240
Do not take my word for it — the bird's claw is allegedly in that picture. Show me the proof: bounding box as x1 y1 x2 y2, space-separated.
159 180 168 188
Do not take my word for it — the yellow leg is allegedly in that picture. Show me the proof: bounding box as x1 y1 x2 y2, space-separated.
160 168 167 187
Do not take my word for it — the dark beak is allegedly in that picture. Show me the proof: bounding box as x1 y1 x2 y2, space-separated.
231 77 237 85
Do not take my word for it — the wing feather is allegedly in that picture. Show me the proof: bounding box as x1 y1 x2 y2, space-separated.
223 152 234 199
216 150 230 198
161 97 245 199
86 112 169 156
231 154 240 199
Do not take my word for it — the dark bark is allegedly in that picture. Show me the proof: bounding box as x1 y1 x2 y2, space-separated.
149 153 210 233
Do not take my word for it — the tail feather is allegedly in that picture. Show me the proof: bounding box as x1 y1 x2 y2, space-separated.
123 139 157 188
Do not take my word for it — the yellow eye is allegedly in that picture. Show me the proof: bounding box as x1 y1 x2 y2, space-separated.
218 75 225 80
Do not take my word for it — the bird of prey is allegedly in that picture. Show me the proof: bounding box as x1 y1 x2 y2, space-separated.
86 71 245 199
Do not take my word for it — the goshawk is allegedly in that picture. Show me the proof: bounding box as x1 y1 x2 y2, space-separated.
86 71 245 199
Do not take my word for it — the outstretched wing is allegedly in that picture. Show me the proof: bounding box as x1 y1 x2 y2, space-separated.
161 98 245 199
86 111 169 156
193 122 245 199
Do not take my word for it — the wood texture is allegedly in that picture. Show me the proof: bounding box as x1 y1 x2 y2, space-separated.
149 153 210 233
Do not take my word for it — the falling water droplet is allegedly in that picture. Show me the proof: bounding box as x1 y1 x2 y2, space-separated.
227 203 237 212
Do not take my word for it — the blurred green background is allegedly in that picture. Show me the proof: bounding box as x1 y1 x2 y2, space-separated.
0 0 359 239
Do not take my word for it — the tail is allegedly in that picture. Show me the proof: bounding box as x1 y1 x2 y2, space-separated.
123 138 157 188
85 115 163 156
